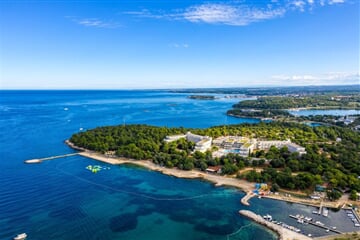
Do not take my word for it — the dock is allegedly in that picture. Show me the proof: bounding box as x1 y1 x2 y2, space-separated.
239 210 312 240
24 153 79 164
289 214 343 234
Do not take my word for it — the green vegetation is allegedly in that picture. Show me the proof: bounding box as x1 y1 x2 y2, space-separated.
188 95 216 100
227 95 360 118
228 109 291 119
70 122 360 200
233 95 360 110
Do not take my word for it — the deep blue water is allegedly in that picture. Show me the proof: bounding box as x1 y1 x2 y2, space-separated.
0 91 357 240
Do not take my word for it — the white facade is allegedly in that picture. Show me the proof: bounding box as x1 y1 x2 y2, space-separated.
257 140 291 150
164 132 212 153
286 143 307 155
257 140 306 155
164 134 186 143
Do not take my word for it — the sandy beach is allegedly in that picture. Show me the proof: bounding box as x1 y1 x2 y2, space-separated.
76 150 350 208
78 151 255 193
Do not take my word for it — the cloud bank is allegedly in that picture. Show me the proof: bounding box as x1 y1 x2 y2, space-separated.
271 72 360 85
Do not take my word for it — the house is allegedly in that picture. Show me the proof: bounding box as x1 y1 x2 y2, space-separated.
206 166 222 174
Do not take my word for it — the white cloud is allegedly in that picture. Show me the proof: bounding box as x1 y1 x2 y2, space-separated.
328 0 345 4
169 43 189 48
290 1 306 11
124 0 348 26
67 17 121 28
271 72 359 85
183 4 286 25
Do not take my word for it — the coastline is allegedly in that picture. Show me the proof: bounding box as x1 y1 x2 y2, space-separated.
66 141 360 239
66 140 349 208
76 150 255 193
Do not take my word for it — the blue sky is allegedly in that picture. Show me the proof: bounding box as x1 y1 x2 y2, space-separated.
0 0 359 89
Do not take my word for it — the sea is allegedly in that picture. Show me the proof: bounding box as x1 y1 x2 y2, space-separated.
0 90 358 240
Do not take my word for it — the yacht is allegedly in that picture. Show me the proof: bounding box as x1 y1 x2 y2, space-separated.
14 233 27 240
263 214 272 221
315 221 325 226
322 208 329 217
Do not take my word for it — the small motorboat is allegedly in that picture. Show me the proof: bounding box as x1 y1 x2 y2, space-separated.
14 233 27 240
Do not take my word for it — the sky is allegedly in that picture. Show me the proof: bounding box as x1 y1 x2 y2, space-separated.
0 0 359 89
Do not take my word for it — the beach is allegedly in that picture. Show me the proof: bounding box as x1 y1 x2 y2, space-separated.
77 151 255 193
75 149 349 209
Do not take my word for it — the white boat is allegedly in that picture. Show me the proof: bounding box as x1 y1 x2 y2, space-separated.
322 208 329 217
355 223 360 227
297 219 304 224
14 233 27 240
326 229 330 232
263 214 272 221
315 221 325 226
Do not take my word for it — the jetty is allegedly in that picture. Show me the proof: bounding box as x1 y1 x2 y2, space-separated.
289 214 343 234
239 210 312 240
240 191 254 206
24 153 79 164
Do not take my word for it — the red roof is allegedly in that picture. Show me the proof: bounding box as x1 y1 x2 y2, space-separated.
206 166 222 172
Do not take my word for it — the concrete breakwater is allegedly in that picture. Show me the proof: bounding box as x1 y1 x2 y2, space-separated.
239 210 312 240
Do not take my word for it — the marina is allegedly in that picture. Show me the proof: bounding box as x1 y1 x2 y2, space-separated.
289 214 343 234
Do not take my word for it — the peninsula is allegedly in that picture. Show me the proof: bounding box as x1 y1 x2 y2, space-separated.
227 94 360 120
187 95 216 100
68 123 360 205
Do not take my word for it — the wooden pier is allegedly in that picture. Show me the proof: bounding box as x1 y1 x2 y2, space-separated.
24 153 79 164
289 214 343 234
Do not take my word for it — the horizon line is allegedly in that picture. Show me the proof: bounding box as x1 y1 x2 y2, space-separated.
1 83 359 91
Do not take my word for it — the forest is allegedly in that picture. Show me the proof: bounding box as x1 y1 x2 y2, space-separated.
232 95 360 110
227 95 359 119
69 122 360 200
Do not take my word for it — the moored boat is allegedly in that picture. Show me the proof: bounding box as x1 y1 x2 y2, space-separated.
322 208 329 217
263 214 272 221
14 233 27 240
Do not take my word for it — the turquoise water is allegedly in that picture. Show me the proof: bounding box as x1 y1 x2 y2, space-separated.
0 91 357 240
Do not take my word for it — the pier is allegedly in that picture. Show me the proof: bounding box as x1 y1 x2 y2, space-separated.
24 153 79 164
239 210 312 240
289 214 343 234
